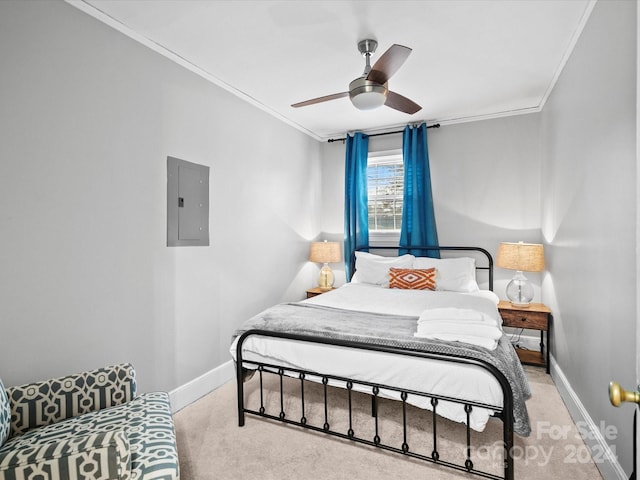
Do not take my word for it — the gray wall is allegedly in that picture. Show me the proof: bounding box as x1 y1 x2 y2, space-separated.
541 0 637 475
0 1 322 392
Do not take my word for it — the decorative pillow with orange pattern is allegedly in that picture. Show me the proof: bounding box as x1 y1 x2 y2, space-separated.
388 268 436 290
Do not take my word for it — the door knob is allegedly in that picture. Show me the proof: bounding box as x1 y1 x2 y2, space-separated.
609 381 640 407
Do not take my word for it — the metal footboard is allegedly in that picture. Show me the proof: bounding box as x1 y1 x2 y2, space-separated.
236 329 514 480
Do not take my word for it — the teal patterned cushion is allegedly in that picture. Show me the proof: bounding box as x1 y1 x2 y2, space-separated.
0 430 130 479
0 392 178 479
0 379 9 446
120 392 179 479
7 363 136 437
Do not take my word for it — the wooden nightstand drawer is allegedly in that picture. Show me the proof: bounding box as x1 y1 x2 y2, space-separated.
306 287 335 298
500 309 548 330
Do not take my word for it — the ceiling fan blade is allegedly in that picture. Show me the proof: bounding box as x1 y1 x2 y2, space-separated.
385 91 422 115
291 92 349 108
367 44 412 85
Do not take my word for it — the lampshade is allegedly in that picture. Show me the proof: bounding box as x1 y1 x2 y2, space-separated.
496 242 545 307
309 241 341 264
496 242 545 272
309 241 341 290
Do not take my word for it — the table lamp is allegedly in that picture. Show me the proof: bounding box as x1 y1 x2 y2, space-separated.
309 240 341 290
496 241 545 307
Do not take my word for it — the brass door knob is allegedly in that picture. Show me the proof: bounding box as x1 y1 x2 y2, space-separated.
609 381 640 407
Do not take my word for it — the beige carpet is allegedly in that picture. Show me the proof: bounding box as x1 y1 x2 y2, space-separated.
174 366 603 479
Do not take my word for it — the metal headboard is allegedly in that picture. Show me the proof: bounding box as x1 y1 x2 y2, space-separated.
353 245 494 291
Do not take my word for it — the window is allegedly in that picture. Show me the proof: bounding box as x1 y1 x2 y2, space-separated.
367 150 403 232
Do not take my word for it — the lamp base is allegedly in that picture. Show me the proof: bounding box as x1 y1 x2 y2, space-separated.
505 271 534 307
317 263 335 290
509 301 531 308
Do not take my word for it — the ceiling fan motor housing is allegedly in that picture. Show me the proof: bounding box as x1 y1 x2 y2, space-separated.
349 77 388 110
357 39 378 56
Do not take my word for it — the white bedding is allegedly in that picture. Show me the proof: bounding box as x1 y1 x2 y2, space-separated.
230 283 512 432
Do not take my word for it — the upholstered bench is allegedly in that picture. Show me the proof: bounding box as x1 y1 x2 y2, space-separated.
0 363 179 480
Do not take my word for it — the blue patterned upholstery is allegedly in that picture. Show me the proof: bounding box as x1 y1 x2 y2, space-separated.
1 430 131 480
0 379 9 447
0 364 178 480
7 363 136 437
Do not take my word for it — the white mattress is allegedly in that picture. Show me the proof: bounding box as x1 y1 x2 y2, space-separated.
230 283 507 432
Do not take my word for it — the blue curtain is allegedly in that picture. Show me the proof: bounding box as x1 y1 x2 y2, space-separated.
399 123 439 257
344 132 369 280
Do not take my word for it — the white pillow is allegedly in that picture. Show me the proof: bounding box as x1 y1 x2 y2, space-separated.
352 252 415 287
413 257 479 292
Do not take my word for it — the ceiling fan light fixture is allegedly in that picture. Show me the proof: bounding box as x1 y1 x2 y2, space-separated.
292 40 420 114
348 77 387 110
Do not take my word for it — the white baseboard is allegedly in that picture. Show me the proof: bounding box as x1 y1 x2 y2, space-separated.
550 356 627 480
168 360 235 413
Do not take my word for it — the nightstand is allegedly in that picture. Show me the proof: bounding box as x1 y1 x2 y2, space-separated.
498 301 552 373
306 287 335 299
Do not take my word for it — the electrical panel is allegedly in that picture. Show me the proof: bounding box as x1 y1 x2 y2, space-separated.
167 156 210 247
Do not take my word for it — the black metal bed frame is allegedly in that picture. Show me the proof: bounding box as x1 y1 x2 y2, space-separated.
235 246 514 480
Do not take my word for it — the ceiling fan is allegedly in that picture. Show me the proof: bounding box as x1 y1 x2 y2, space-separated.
291 39 422 115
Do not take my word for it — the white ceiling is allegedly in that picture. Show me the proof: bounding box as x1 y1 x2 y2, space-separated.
69 0 594 141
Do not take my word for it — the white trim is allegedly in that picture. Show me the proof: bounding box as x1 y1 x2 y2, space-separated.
324 107 543 141
550 355 627 480
64 0 323 142
538 0 598 111
168 360 235 413
428 105 543 128
63 0 594 143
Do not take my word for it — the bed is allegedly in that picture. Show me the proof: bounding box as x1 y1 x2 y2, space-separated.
231 246 531 480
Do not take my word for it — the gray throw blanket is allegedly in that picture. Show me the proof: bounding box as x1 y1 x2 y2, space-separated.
234 302 531 436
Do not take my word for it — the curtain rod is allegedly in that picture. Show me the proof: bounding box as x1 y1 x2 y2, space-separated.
327 123 440 143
